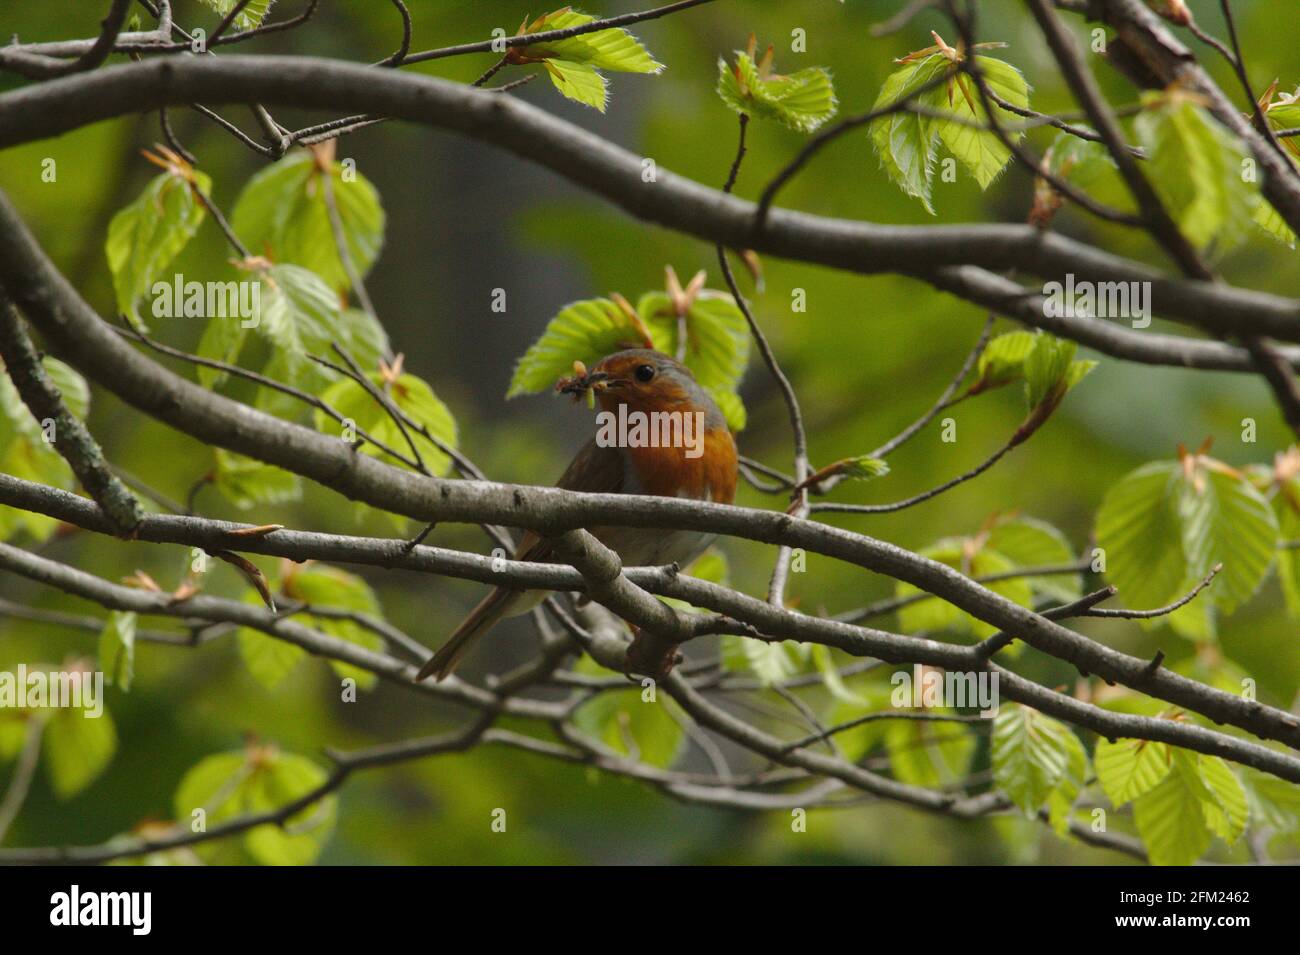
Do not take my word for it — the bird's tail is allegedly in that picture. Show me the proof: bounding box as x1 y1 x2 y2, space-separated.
416 587 519 682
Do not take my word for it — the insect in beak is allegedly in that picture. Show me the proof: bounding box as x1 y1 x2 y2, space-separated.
556 368 615 407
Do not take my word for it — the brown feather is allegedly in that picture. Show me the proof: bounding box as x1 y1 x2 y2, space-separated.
419 439 627 681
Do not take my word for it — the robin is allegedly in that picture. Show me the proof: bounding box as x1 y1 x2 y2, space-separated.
417 348 739 681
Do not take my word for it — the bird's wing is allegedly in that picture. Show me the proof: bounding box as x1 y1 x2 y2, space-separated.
514 437 626 561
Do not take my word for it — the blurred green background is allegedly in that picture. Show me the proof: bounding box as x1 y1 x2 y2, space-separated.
0 0 1297 864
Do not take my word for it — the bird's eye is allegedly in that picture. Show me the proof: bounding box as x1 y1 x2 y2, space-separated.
634 364 656 383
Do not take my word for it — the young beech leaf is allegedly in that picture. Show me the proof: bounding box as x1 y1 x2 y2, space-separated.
1131 748 1248 865
106 169 212 331
869 54 948 213
212 448 303 511
544 59 609 112
971 330 1037 394
174 745 336 865
1094 736 1171 806
281 563 386 690
985 516 1081 602
509 298 654 398
722 634 808 686
573 689 685 768
515 8 662 112
922 55 1030 189
1134 91 1255 251
315 371 457 476
519 9 662 74
1132 751 1212 866
98 611 137 692
637 290 749 394
1024 333 1076 409
1095 456 1276 637
895 539 1033 640
230 150 384 295
45 701 117 799
199 0 275 31
717 45 837 133
0 357 88 543
885 711 975 788
509 284 749 431
992 704 1081 817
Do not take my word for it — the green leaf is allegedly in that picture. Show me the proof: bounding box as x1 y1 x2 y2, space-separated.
282 564 386 689
194 289 251 388
687 549 729 585
174 746 336 865
1273 485 1300 619
1046 129 1122 192
1259 106 1300 245
923 56 1030 189
1175 464 1277 619
543 58 609 111
1240 765 1300 833
972 330 1037 392
212 448 302 511
1254 197 1297 247
45 704 117 799
1023 331 1076 409
1094 461 1188 613
637 289 750 429
238 627 307 690
522 9 663 74
1094 736 1171 805
105 170 211 330
717 50 837 133
98 611 137 692
706 386 747 432
1046 726 1089 836
509 290 748 428
1197 754 1248 845
0 434 74 543
508 298 651 398
573 690 684 768
1133 752 1213 865
885 712 975 788
636 291 750 396
721 635 807 685
242 752 336 865
0 709 29 762
0 356 89 441
985 516 1081 603
869 54 948 212
315 371 458 476
199 0 274 31
256 263 343 360
230 151 384 295
896 542 1033 640
992 703 1079 817
839 456 890 480
812 644 867 705
246 264 351 414
0 358 86 541
1134 92 1256 251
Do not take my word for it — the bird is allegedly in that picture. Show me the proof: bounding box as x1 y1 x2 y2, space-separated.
416 348 738 682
